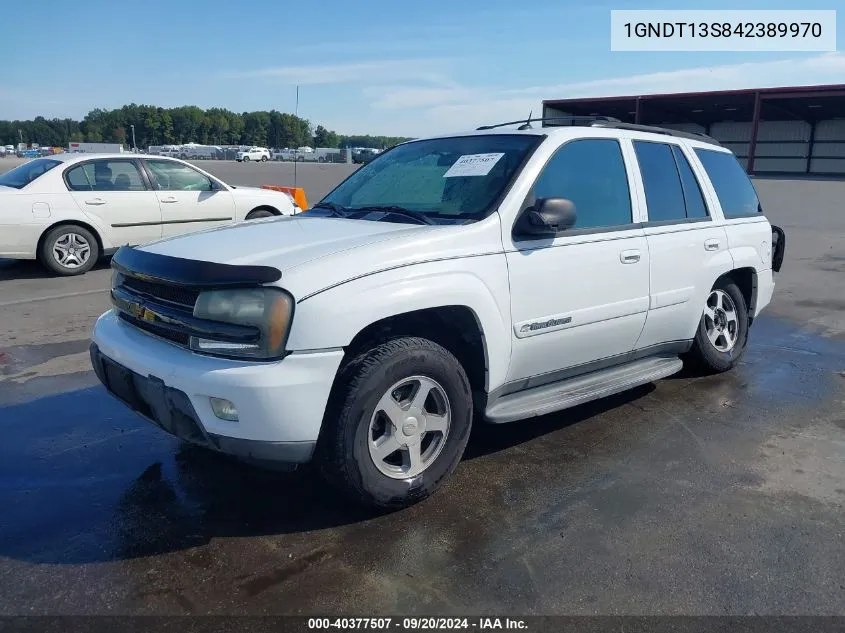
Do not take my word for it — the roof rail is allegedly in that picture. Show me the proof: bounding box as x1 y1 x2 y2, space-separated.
476 115 620 130
589 121 722 146
475 116 722 146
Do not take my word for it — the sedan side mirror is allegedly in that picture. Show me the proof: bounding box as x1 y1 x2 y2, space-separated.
515 197 577 237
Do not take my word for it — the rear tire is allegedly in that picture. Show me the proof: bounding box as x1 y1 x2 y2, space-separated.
39 225 100 276
317 337 473 510
260 155 268 162
685 278 749 373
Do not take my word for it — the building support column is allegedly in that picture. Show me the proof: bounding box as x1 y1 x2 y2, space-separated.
747 92 762 174
806 120 816 174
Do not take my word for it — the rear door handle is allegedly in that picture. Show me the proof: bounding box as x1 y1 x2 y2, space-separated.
704 239 721 251
160 196 178 203
620 249 641 264
84 198 106 206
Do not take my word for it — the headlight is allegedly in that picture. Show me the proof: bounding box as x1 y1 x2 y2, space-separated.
190 287 293 360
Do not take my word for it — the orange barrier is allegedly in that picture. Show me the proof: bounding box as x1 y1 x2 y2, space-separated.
260 185 309 210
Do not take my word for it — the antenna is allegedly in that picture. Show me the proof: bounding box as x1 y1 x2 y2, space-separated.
293 85 299 189
517 110 533 130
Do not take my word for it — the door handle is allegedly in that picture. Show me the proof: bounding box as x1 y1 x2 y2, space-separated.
704 239 721 251
84 198 106 206
620 249 641 264
160 196 178 203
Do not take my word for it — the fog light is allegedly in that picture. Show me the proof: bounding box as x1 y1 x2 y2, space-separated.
210 397 239 421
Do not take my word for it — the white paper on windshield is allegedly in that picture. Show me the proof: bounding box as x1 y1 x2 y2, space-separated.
443 153 505 178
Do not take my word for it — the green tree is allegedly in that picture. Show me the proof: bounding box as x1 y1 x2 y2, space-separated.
0 103 402 150
314 125 340 148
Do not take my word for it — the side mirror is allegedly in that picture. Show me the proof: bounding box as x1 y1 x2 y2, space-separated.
515 197 577 237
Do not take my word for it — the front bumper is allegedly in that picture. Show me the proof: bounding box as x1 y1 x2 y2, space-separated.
90 310 345 463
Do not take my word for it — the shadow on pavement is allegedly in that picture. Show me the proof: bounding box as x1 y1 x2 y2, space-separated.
0 257 112 281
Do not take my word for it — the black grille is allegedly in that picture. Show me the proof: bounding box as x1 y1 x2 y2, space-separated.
121 276 200 309
119 313 190 346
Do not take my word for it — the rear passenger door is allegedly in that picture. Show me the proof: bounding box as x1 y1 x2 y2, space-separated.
141 159 236 236
65 158 163 247
631 139 732 350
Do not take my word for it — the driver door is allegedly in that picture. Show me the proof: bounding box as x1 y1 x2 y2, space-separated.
141 159 236 237
503 137 650 383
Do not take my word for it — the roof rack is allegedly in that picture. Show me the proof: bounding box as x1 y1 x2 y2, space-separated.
475 116 722 146
589 121 722 146
475 116 620 130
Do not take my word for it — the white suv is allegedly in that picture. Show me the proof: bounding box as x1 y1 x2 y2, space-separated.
89 117 785 509
236 147 270 162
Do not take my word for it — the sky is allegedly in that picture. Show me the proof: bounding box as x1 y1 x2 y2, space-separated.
1 0 843 137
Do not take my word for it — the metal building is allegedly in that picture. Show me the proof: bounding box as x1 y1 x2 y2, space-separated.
543 84 845 175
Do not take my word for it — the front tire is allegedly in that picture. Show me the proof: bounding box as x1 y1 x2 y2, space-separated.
686 278 749 373
243 156 250 162
39 225 100 276
246 208 275 220
317 337 473 510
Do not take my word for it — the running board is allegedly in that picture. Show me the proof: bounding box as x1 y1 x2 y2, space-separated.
484 356 684 424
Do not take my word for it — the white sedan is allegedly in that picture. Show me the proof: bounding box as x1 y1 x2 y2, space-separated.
0 153 300 275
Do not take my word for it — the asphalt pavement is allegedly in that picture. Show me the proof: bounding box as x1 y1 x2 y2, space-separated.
0 158 844 616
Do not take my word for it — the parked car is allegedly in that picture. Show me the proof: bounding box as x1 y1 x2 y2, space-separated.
0 153 300 275
89 119 785 509
236 147 271 162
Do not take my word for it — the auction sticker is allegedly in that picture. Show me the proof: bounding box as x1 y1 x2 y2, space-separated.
443 153 504 177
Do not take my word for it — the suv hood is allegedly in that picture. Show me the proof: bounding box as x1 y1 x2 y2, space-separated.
138 215 501 298
141 215 429 270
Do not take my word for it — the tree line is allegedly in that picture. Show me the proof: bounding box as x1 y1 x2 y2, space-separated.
0 104 412 150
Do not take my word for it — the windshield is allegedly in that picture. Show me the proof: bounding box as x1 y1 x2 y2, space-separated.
318 134 542 222
0 158 62 189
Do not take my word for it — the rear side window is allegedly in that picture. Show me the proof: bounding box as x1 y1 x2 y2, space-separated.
671 146 709 219
633 141 710 222
65 160 146 192
694 149 761 218
533 138 633 230
633 141 686 222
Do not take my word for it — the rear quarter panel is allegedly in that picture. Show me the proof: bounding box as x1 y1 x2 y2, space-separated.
0 191 115 257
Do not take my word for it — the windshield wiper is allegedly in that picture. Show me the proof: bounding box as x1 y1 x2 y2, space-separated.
309 201 352 218
352 205 437 226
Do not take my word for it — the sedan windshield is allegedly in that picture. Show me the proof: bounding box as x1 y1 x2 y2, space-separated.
0 158 62 189
317 134 542 223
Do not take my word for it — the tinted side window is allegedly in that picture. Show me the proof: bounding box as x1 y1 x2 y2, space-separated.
65 164 93 191
145 160 212 191
672 146 709 219
533 139 632 230
694 149 760 218
65 160 145 192
633 141 686 222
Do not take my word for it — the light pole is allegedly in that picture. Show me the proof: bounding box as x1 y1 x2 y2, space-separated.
130 124 137 152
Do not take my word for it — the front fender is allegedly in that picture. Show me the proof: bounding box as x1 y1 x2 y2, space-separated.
286 255 513 391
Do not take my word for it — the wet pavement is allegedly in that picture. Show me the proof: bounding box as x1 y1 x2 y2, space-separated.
0 176 844 615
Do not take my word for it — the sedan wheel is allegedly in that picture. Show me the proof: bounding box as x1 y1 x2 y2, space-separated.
53 233 91 269
40 225 100 275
